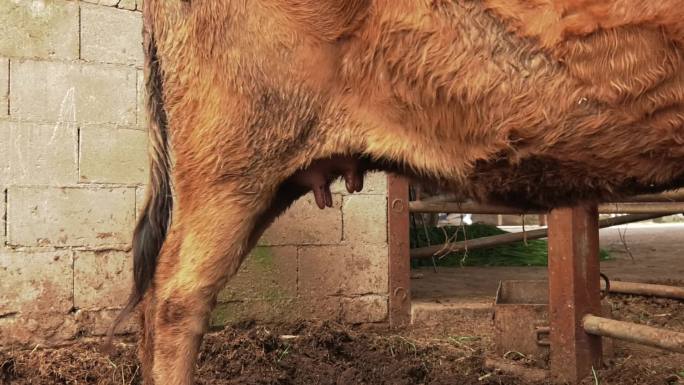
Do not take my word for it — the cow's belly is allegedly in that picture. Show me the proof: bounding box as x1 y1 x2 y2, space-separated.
462 155 684 209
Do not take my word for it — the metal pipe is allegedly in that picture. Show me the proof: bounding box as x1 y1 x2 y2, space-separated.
408 201 684 214
602 281 684 301
410 213 669 259
409 201 534 214
598 202 684 214
583 315 684 353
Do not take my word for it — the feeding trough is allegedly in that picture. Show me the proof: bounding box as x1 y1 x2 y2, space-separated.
493 280 613 366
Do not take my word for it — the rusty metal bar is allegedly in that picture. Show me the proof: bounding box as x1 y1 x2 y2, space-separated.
583 315 684 353
602 281 684 301
387 175 411 326
548 205 603 384
410 212 669 259
408 201 684 214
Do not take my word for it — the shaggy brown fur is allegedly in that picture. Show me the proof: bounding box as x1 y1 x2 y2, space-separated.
124 1 684 384
484 0 684 49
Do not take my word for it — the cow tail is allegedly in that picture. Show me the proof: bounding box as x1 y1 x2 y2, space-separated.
103 9 172 350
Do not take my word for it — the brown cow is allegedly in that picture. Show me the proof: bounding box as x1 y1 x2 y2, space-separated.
113 1 684 384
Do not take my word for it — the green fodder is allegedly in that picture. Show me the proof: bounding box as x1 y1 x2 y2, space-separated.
410 223 611 267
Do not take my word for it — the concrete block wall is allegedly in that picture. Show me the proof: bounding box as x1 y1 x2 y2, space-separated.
215 174 389 326
0 0 391 346
1 0 147 346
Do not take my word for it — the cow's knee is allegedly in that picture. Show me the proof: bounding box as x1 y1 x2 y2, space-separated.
157 291 212 336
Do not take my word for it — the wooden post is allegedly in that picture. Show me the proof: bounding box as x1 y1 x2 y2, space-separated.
387 175 411 326
548 206 603 383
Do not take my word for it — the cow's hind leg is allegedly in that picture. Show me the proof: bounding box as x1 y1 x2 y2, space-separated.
142 189 286 385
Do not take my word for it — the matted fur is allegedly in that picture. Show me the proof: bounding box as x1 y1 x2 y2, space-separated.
125 1 684 384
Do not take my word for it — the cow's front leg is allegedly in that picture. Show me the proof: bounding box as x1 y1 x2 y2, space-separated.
141 189 273 385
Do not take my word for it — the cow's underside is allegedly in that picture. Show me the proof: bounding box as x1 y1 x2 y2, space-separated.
125 1 684 384
284 153 684 212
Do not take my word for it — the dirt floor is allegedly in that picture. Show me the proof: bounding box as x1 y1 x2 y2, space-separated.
1 224 682 385
1 293 683 385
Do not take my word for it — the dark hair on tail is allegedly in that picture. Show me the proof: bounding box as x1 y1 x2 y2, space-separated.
103 7 172 350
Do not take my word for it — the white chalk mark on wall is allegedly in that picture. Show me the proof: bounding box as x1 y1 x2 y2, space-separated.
51 86 76 145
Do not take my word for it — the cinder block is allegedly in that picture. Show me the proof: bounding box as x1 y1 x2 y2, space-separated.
0 125 7 244
136 185 147 219
211 299 296 325
342 194 387 244
137 69 148 129
7 186 136 247
0 0 79 60
0 58 7 116
365 172 388 193
81 4 143 66
74 308 137 336
0 188 6 246
2 120 78 185
298 246 347 296
80 125 147 184
341 295 388 323
296 295 342 320
0 249 73 314
260 195 342 245
74 250 132 310
345 244 388 295
299 245 388 296
136 0 144 11
0 123 9 182
0 312 78 347
219 246 297 302
117 0 137 11
331 171 387 195
10 60 137 125
80 0 118 5
211 296 342 326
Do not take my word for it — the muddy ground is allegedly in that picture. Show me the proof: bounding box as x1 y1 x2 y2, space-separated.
1 293 682 385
